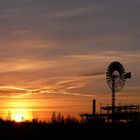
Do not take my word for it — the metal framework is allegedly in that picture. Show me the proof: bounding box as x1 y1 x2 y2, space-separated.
80 104 140 123
80 62 140 123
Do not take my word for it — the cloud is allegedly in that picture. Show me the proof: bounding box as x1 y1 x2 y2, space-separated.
0 0 140 52
0 0 139 104
0 77 94 97
78 72 105 77
0 86 31 96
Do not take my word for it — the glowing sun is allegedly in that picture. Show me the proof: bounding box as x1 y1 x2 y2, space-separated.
13 113 24 122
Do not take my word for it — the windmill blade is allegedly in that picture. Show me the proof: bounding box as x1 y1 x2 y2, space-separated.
106 61 127 91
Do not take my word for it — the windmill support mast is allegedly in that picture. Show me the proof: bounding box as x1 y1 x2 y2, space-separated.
112 76 115 123
106 61 132 123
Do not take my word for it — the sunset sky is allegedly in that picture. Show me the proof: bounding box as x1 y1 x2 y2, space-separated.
0 0 140 121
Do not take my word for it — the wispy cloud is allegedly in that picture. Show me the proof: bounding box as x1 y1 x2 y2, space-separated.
47 5 95 19
0 86 28 96
0 80 94 97
0 0 139 106
78 72 105 77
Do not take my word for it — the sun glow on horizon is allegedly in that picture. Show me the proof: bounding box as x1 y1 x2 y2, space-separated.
10 109 33 122
13 112 24 122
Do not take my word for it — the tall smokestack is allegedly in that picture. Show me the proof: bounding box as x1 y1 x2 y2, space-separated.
92 99 96 115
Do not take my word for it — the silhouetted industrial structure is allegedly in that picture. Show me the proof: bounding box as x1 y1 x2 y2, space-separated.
80 61 140 123
80 102 140 123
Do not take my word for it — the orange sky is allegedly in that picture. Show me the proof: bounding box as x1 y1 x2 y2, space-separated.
0 0 140 121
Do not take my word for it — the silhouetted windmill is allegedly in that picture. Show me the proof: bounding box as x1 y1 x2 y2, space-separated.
80 62 140 123
106 61 131 121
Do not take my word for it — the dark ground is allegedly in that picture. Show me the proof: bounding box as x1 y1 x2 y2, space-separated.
0 120 139 140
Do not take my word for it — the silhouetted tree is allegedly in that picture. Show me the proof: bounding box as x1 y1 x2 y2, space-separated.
32 117 38 123
57 112 62 123
65 115 79 124
80 116 86 124
51 111 56 123
61 115 65 124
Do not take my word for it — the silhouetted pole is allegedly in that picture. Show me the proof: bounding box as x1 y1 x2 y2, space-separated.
92 99 96 115
112 76 115 123
100 102 102 114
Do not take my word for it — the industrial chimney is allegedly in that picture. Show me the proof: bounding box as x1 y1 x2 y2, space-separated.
92 99 96 115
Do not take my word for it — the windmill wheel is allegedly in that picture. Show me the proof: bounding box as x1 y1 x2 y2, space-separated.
106 61 126 92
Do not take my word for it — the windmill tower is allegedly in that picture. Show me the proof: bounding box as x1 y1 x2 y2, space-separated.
106 61 131 122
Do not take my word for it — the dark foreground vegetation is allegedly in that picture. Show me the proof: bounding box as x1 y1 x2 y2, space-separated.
0 119 140 140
